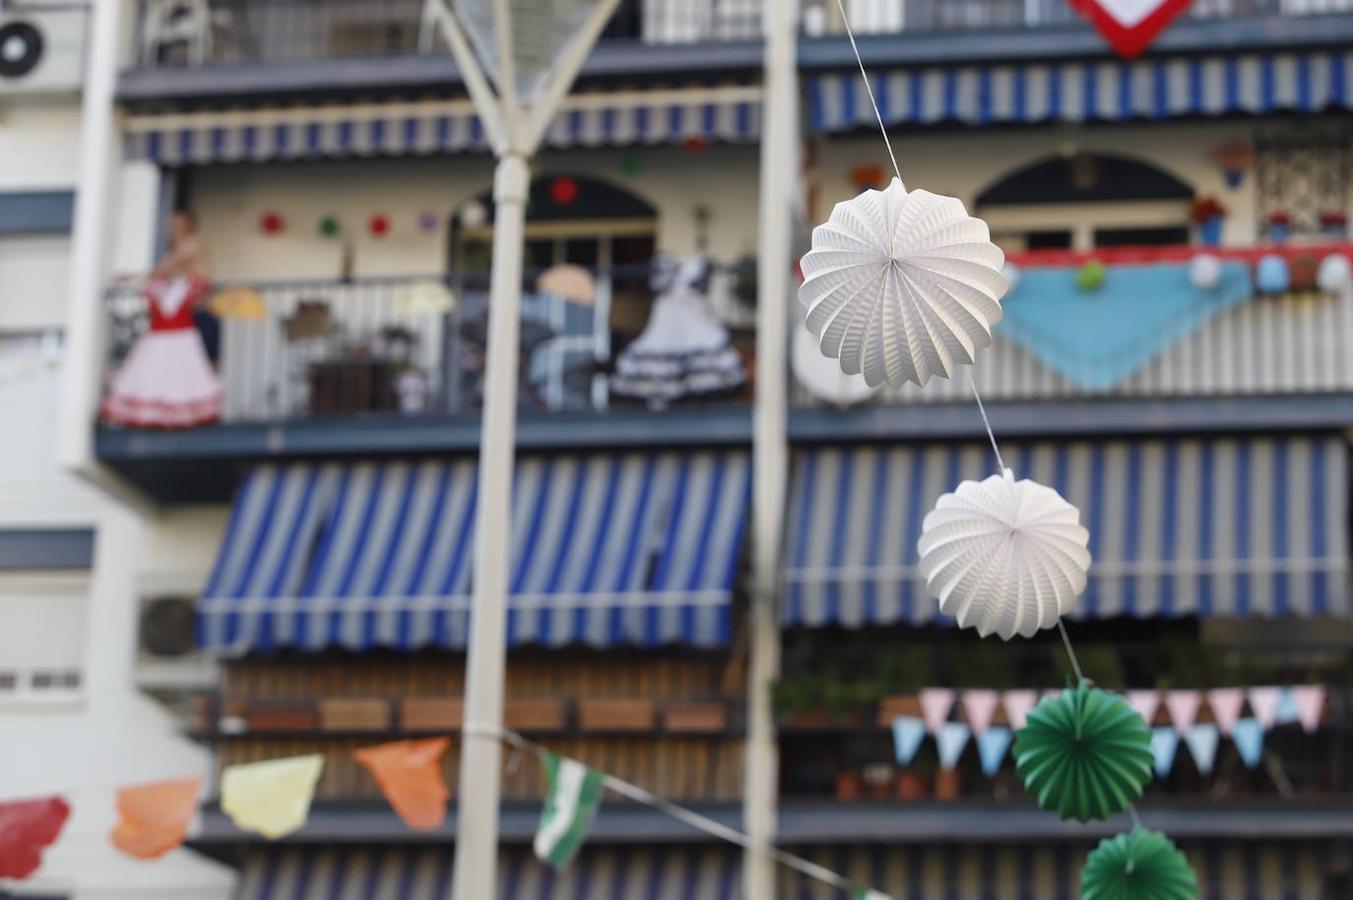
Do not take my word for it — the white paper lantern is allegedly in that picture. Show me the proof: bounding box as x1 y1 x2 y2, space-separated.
1002 262 1021 294
1189 253 1223 291
458 200 488 229
791 325 877 406
1316 254 1352 294
917 469 1091 641
799 178 1007 388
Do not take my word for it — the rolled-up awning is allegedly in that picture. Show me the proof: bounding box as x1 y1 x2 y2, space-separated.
808 49 1352 130
124 84 760 166
199 450 750 654
234 845 741 899
783 436 1348 628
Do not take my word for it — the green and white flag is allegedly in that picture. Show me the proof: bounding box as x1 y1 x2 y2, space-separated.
853 889 892 900
533 752 604 868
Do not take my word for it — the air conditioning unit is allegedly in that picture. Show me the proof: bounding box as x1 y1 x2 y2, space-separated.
0 7 86 95
135 592 218 691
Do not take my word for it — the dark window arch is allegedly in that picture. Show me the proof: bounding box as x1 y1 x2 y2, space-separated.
976 153 1193 206
469 174 657 222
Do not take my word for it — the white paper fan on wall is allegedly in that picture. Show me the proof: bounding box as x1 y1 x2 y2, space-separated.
917 469 1091 640
791 325 877 406
799 178 1008 388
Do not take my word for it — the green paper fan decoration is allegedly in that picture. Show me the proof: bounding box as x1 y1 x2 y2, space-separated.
1081 828 1199 900
1013 682 1151 822
1076 260 1107 291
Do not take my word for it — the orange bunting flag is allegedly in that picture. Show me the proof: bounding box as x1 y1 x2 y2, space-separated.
354 738 451 831
110 776 202 860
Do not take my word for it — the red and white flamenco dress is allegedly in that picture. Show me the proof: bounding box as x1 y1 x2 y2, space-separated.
101 276 221 428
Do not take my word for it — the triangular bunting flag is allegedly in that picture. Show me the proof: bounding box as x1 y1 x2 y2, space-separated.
1070 0 1193 59
535 752 604 869
1291 685 1326 734
0 796 69 880
976 726 1014 777
1247 686 1281 729
1164 690 1202 735
854 889 892 900
1002 690 1038 731
1126 689 1160 727
355 738 451 831
1183 723 1220 776
891 716 926 766
1275 686 1301 725
221 755 324 839
1150 727 1179 779
1205 688 1245 737
936 721 971 771
1231 718 1264 769
110 776 201 859
961 690 1001 736
919 688 956 735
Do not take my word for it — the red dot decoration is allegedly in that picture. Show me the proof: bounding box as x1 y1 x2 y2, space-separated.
683 136 708 154
369 214 391 237
549 177 578 206
260 212 284 235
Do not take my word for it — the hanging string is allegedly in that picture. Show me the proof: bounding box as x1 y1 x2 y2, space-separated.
969 373 1007 474
832 0 903 185
465 724 866 894
1057 620 1086 684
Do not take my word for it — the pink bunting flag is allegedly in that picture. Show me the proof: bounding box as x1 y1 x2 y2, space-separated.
1205 688 1245 737
960 690 1001 736
1126 690 1160 727
1164 690 1202 734
919 688 956 735
1247 686 1281 729
1291 685 1326 734
1002 690 1038 731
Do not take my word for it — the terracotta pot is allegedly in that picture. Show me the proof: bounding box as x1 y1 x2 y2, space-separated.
934 768 963 801
835 772 864 801
896 770 929 801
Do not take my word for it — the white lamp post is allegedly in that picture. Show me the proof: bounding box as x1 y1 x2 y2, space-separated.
433 2 620 898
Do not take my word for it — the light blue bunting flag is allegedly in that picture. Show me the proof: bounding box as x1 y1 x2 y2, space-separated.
1150 727 1180 779
1275 686 1301 725
975 726 1013 777
1232 718 1264 769
936 721 971 770
1183 723 1220 776
891 716 926 766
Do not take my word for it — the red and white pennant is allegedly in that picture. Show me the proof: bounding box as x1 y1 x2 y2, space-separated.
1070 0 1193 59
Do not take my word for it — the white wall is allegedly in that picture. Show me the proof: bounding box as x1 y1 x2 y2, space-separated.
190 144 762 281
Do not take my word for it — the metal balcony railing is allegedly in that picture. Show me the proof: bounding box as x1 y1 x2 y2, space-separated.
102 266 754 426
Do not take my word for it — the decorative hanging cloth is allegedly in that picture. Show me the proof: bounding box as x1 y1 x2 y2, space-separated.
101 276 222 428
611 257 746 404
999 261 1252 389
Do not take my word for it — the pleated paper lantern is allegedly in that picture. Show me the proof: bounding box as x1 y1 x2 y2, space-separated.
799 178 1007 387
1013 683 1153 822
1080 828 1198 900
917 469 1091 640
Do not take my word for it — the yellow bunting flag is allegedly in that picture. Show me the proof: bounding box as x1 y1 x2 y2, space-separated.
110 776 201 860
354 738 451 831
220 755 324 839
208 287 265 320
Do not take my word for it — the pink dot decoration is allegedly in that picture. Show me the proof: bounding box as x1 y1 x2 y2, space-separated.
418 211 439 233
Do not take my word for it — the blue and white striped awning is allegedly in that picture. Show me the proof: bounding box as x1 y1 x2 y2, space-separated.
808 50 1353 130
783 436 1348 628
199 451 750 654
235 845 741 899
125 84 761 166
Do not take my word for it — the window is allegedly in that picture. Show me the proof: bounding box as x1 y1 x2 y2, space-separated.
0 574 88 704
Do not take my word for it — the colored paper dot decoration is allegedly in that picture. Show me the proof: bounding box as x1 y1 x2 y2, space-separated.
369 214 391 237
1081 829 1199 900
1013 682 1152 822
549 177 578 206
260 212 284 235
619 153 643 176
317 215 340 238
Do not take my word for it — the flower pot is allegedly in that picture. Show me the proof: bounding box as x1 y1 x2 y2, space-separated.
1268 223 1290 243
835 772 864 801
934 768 964 801
1198 215 1223 247
1322 224 1348 239
896 770 929 801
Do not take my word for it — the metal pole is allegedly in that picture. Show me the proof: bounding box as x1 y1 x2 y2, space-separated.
451 152 530 900
744 0 798 897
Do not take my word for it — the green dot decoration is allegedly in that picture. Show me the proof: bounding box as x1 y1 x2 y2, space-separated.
1013 682 1152 822
1081 828 1199 900
318 215 341 238
1077 260 1107 291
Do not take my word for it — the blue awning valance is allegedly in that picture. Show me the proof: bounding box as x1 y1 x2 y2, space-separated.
125 84 760 166
783 436 1348 629
199 450 750 654
809 50 1352 131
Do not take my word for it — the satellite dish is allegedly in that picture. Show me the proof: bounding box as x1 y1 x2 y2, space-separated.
791 324 878 407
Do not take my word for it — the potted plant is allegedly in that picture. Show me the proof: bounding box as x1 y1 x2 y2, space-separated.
1190 196 1227 247
1319 210 1348 239
1267 211 1292 243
